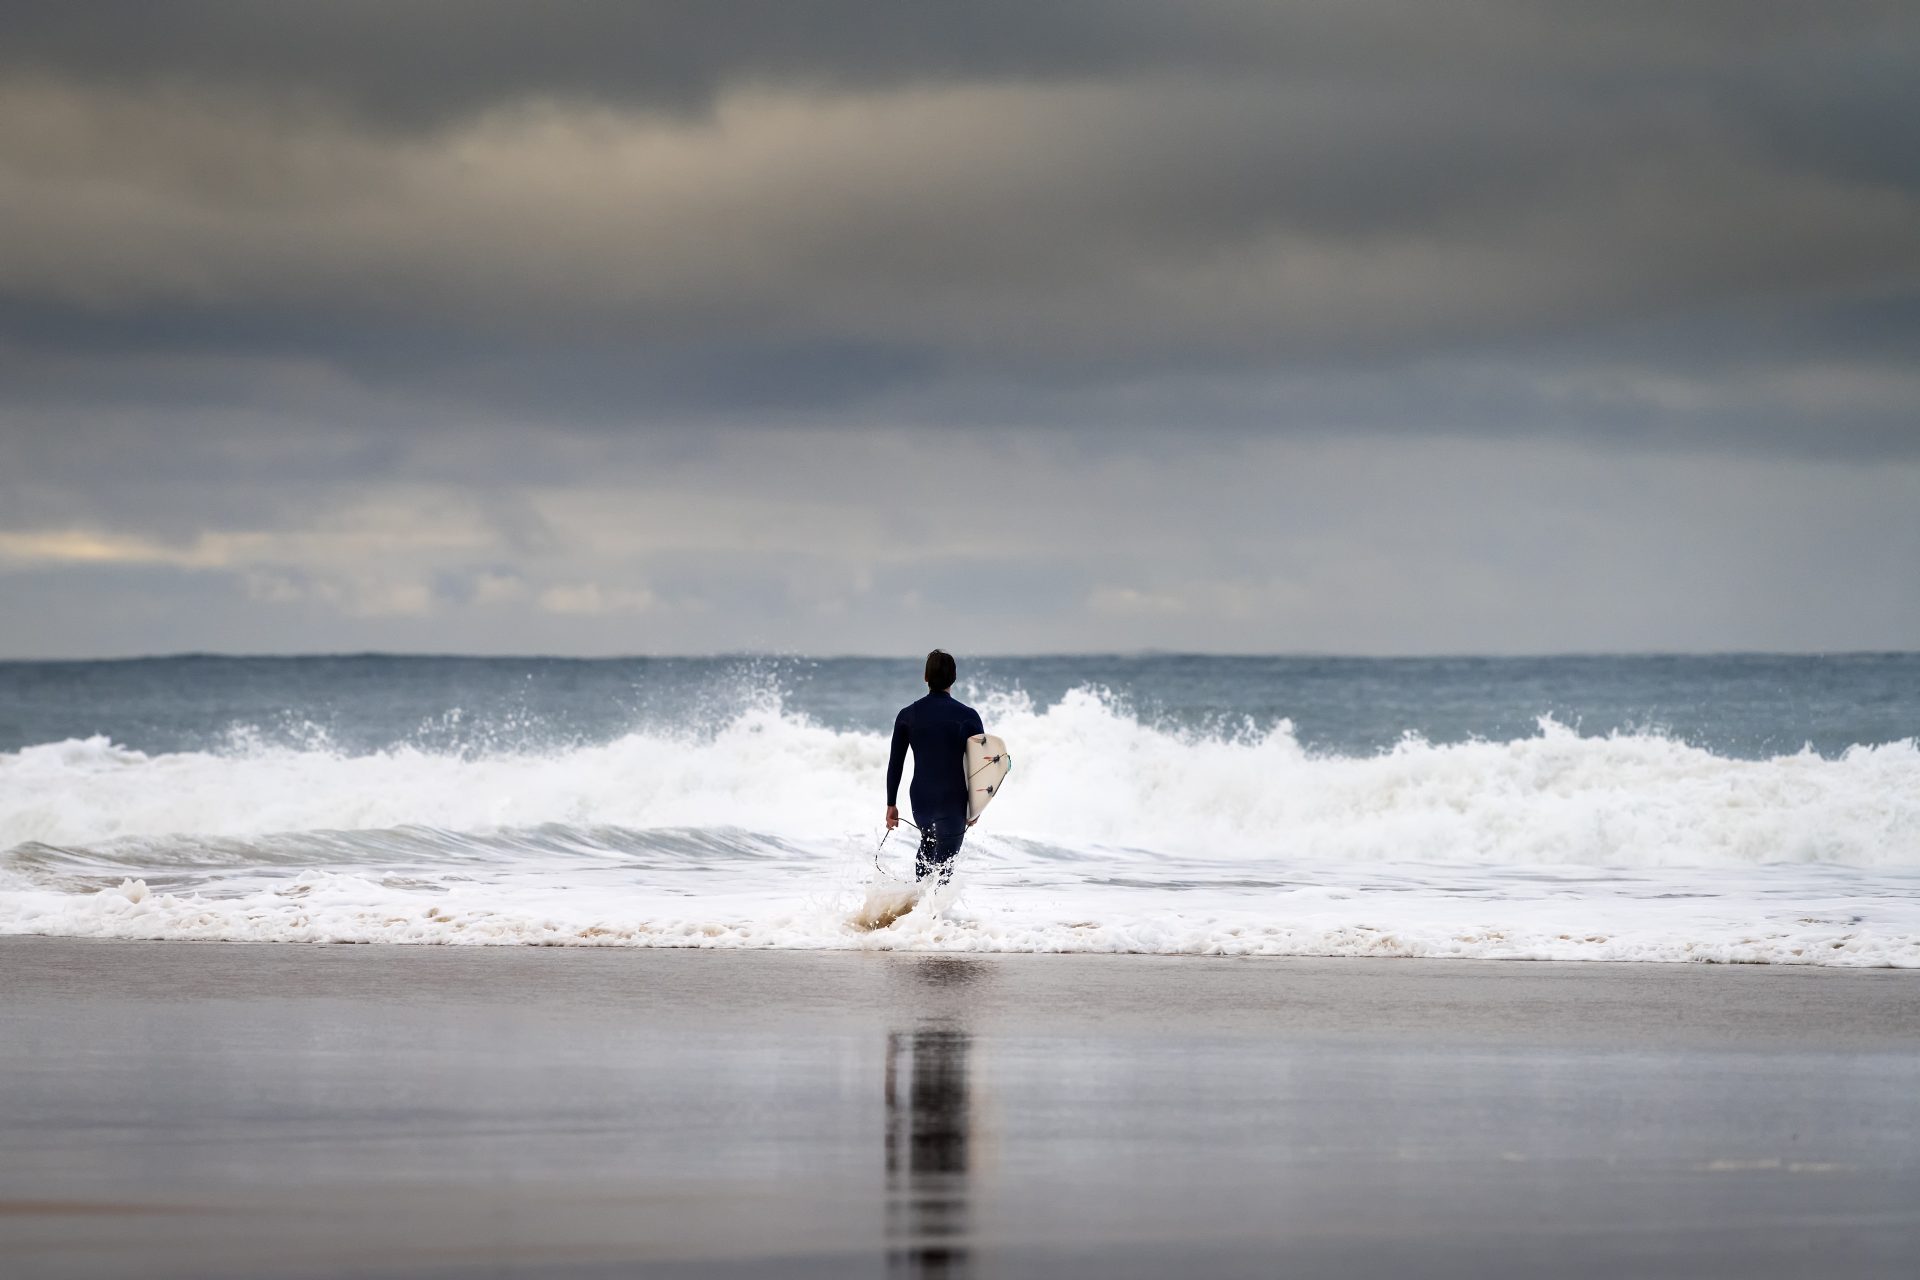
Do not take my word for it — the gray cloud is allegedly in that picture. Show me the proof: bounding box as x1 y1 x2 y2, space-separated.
0 42 1912 439
1 3 1917 654
6 3 1909 127
4 430 1916 657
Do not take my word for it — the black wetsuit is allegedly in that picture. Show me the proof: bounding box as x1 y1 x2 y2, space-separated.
886 689 985 882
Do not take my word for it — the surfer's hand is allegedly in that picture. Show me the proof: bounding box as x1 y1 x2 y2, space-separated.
885 806 899 830
967 817 978 828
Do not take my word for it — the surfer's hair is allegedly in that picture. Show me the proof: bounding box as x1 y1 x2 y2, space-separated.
925 649 956 691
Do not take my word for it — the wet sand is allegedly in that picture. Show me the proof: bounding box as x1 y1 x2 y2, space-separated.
1 938 1917 1278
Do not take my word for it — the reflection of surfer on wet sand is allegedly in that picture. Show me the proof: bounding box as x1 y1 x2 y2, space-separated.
885 960 978 1276
886 1026 972 1275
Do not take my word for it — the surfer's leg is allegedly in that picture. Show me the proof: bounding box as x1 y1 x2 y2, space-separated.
914 822 945 882
914 816 967 884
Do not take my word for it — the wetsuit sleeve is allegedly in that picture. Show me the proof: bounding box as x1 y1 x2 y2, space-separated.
885 709 909 806
965 706 984 737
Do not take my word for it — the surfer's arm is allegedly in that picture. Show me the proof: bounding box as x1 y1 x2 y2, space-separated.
885 712 909 808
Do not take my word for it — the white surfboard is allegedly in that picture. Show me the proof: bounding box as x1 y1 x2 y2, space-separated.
965 733 1012 821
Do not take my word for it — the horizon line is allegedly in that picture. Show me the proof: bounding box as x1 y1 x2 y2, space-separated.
2 648 1915 665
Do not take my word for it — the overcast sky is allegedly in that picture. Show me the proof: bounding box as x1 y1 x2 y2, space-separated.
2 1 1917 657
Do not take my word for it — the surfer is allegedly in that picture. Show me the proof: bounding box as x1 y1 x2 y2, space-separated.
886 650 985 884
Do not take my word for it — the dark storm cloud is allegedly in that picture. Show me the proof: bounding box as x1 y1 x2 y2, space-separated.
6 295 1915 466
2 2 1919 656
1 0 1915 454
0 0 1232 124
5 3 1910 128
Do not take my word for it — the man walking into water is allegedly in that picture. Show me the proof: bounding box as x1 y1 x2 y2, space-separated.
886 650 984 884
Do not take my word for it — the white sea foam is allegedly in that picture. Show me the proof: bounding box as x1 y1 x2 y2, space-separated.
3 689 1917 963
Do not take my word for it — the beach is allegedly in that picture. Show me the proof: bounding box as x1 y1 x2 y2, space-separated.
8 1 1920 1272
3 939 1916 1278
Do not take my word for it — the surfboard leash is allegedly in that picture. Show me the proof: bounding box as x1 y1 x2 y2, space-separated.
874 817 921 873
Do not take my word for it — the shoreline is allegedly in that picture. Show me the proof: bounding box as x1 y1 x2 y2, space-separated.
6 932 1918 1047
5 926 1917 963
5 922 1916 968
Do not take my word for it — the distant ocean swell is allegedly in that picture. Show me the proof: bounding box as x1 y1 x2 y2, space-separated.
3 688 1917 964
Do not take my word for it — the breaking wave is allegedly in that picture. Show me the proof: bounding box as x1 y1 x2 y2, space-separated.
3 688 1917 963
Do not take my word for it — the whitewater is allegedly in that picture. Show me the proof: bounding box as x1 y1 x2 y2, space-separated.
4 680 1918 965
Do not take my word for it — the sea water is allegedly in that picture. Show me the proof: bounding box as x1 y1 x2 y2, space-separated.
1 654 1916 964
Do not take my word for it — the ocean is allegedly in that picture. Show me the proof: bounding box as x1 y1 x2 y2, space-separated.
2 653 1916 964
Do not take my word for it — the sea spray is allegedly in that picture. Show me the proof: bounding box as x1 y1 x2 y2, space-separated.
3 681 1918 963
5 690 1915 866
